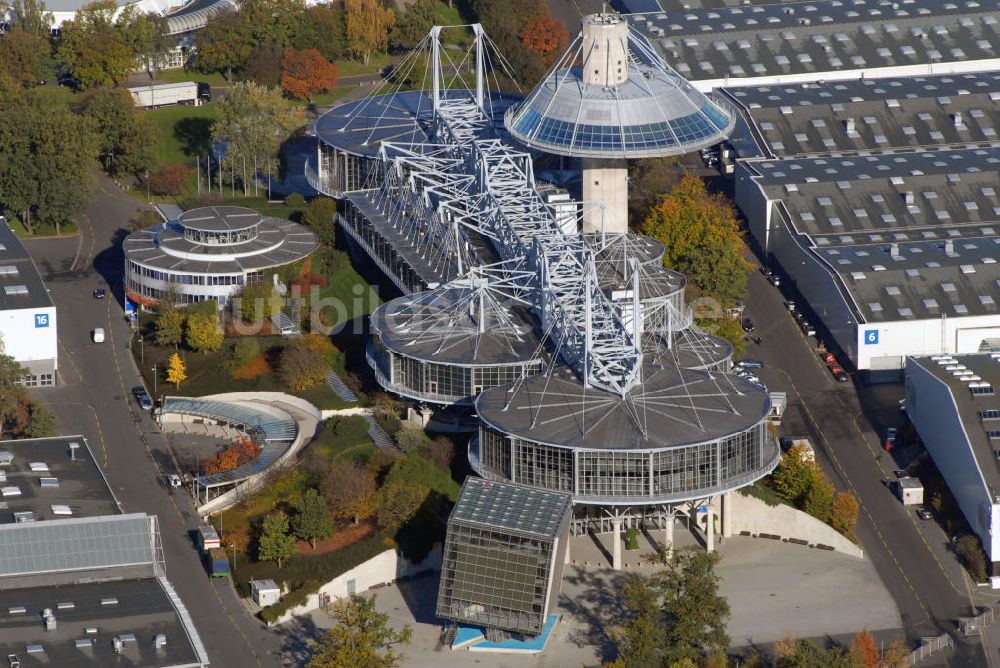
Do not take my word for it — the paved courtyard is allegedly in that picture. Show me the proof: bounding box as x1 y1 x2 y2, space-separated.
282 535 902 667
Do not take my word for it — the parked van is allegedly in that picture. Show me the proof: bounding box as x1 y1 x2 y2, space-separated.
92 328 105 343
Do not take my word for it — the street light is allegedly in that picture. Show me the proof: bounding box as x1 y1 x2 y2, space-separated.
151 364 157 399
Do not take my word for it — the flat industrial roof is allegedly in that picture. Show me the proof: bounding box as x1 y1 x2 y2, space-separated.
0 578 202 668
0 218 53 312
724 72 1000 156
745 146 1000 322
449 477 572 539
909 354 1000 496
0 437 120 523
476 362 769 450
621 0 1000 85
178 206 263 233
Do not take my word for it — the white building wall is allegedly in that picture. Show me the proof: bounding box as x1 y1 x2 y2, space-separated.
0 305 57 369
905 359 1000 561
734 162 772 254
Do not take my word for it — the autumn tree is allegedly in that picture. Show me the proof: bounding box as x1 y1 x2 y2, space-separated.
203 435 261 474
344 0 394 64
243 41 284 87
81 88 158 178
292 488 334 549
0 29 54 88
802 467 835 524
222 525 251 555
211 81 304 180
321 461 377 523
831 491 860 538
146 164 192 196
372 482 428 530
641 175 752 306
280 48 339 101
166 352 187 388
56 0 134 88
882 637 909 668
155 308 185 347
518 15 569 65
308 593 411 668
185 312 224 353
849 629 879 668
257 512 297 568
771 444 815 505
278 344 328 390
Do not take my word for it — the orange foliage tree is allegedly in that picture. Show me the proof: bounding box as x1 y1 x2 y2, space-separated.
280 48 340 101
518 15 569 64
202 435 262 474
849 629 879 668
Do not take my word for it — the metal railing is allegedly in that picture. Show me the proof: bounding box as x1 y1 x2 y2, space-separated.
904 633 952 665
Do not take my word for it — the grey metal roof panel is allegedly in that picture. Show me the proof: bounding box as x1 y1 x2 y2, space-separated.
448 477 571 538
0 219 53 312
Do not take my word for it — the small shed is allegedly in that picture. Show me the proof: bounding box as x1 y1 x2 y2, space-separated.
768 392 787 425
891 477 924 506
251 579 281 607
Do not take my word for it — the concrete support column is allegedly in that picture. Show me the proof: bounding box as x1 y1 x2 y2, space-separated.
705 501 715 553
721 492 732 538
582 158 628 234
612 518 622 570
663 513 674 558
564 535 571 565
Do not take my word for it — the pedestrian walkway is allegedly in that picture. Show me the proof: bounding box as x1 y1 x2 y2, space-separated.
362 414 401 456
325 370 358 403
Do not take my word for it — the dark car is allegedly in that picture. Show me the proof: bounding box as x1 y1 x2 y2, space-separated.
916 507 933 520
741 316 755 333
93 288 106 299
885 427 898 451
768 274 781 287
893 469 909 479
779 436 794 451
735 358 764 369
132 385 153 411
833 369 849 382
197 82 212 101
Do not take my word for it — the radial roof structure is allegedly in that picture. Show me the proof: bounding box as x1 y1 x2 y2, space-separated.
505 12 735 159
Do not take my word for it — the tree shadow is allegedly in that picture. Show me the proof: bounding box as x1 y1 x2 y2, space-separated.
174 117 215 157
276 614 323 666
557 565 630 664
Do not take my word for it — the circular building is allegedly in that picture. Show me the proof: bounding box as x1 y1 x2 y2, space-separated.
368 277 546 407
309 90 522 197
473 362 778 508
123 206 318 309
504 12 736 233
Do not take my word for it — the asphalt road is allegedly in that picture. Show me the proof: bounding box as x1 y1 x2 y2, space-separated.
23 174 284 667
740 265 988 664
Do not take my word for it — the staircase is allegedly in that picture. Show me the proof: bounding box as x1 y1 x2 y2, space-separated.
363 414 401 456
324 370 358 403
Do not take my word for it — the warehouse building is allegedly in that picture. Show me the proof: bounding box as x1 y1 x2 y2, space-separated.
736 146 1000 378
0 436 208 667
905 354 1000 565
123 206 318 310
0 217 57 387
619 0 1000 91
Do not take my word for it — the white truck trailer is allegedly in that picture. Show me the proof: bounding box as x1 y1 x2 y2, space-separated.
127 82 200 109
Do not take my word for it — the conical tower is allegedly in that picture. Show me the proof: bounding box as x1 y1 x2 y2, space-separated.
506 12 735 234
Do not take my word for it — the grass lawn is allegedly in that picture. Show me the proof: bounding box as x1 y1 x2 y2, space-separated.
338 53 392 78
156 69 230 88
7 217 78 238
311 415 376 464
306 86 353 108
186 195 305 222
317 264 383 330
145 103 220 167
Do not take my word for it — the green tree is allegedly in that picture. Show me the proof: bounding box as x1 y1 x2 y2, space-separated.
243 41 284 87
235 282 280 323
641 175 752 306
776 639 862 668
344 0 394 64
321 461 377 524
24 401 57 438
771 443 815 505
0 354 28 427
211 81 304 180
9 0 54 39
192 10 253 81
0 87 98 234
619 546 729 665
383 454 460 502
801 467 835 524
120 9 172 77
185 312 224 353
257 512 297 568
55 0 134 88
292 488 334 549
308 593 411 668
154 308 185 347
298 3 348 63
222 337 261 374
81 88 158 177
372 482 427 530
302 197 338 246
238 0 307 49
390 0 435 50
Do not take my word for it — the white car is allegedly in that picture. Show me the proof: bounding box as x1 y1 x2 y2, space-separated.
167 474 182 488
92 328 105 343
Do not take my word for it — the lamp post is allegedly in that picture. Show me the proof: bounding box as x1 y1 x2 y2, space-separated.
151 364 157 399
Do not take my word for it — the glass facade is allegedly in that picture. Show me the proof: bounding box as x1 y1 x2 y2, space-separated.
316 144 383 196
184 225 258 245
478 421 775 503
